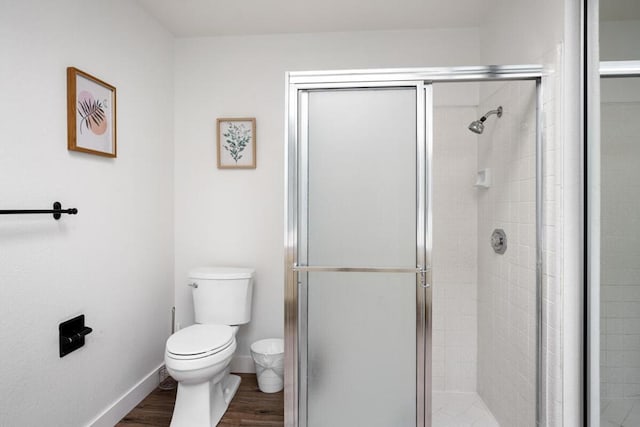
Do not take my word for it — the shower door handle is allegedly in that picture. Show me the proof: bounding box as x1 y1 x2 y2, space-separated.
291 265 422 273
291 265 431 288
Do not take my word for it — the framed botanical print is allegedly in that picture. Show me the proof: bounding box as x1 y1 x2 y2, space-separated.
216 117 256 169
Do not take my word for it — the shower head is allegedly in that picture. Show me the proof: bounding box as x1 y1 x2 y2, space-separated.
468 119 485 134
468 106 503 134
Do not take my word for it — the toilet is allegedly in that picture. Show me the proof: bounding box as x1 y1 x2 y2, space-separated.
165 267 254 427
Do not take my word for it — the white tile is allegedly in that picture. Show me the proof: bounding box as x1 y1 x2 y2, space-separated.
601 399 634 425
622 400 640 426
432 392 500 427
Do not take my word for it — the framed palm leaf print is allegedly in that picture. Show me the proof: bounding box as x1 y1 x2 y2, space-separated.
67 67 117 158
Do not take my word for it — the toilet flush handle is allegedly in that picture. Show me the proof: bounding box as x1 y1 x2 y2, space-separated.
187 282 198 289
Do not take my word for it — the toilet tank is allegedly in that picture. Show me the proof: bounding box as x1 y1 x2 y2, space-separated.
189 267 254 325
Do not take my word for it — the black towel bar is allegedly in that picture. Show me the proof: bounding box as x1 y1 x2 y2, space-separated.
0 202 78 220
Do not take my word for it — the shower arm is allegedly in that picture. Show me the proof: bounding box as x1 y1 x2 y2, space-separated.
480 106 503 122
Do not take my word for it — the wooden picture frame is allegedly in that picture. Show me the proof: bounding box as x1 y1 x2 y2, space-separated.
67 67 117 158
216 118 256 169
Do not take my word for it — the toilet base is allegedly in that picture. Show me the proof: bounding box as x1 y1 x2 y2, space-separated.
169 372 241 427
222 373 241 404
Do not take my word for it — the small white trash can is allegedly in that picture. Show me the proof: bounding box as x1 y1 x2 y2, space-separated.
250 338 284 393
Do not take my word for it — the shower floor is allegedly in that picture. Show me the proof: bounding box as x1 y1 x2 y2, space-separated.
601 399 640 427
432 392 499 427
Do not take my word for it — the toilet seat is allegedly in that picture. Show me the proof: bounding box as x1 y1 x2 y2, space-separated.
166 324 234 360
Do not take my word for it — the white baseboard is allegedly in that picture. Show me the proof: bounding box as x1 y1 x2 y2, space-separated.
230 355 255 373
88 362 163 427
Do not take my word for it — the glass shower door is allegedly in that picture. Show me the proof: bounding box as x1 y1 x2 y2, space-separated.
599 74 640 426
297 87 427 426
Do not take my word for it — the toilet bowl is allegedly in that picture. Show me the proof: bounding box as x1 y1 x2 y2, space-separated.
164 267 254 427
165 324 240 427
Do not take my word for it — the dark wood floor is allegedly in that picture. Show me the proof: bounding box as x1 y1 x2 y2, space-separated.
117 373 284 426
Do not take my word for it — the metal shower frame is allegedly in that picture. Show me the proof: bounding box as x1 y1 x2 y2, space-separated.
285 64 546 427
587 60 640 426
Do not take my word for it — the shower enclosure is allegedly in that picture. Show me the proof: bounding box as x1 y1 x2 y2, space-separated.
591 62 640 426
285 66 545 427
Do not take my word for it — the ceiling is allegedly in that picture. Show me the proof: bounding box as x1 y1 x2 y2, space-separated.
137 0 640 38
136 0 486 37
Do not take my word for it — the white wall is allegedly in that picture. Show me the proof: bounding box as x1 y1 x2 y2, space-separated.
173 28 481 368
479 0 564 65
0 1 174 426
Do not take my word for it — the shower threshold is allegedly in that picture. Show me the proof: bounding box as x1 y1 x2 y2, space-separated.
432 392 499 427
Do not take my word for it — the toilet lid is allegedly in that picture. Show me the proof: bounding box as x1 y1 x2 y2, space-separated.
189 267 254 280
166 324 234 357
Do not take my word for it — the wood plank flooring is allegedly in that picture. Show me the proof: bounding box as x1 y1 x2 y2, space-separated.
117 373 284 426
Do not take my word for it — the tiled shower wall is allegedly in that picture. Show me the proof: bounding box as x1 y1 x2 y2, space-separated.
430 69 563 426
476 80 538 426
432 103 479 392
600 77 640 401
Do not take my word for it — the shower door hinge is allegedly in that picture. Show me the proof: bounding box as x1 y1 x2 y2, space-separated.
418 266 431 289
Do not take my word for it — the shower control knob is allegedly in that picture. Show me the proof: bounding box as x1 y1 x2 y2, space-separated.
187 282 198 288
